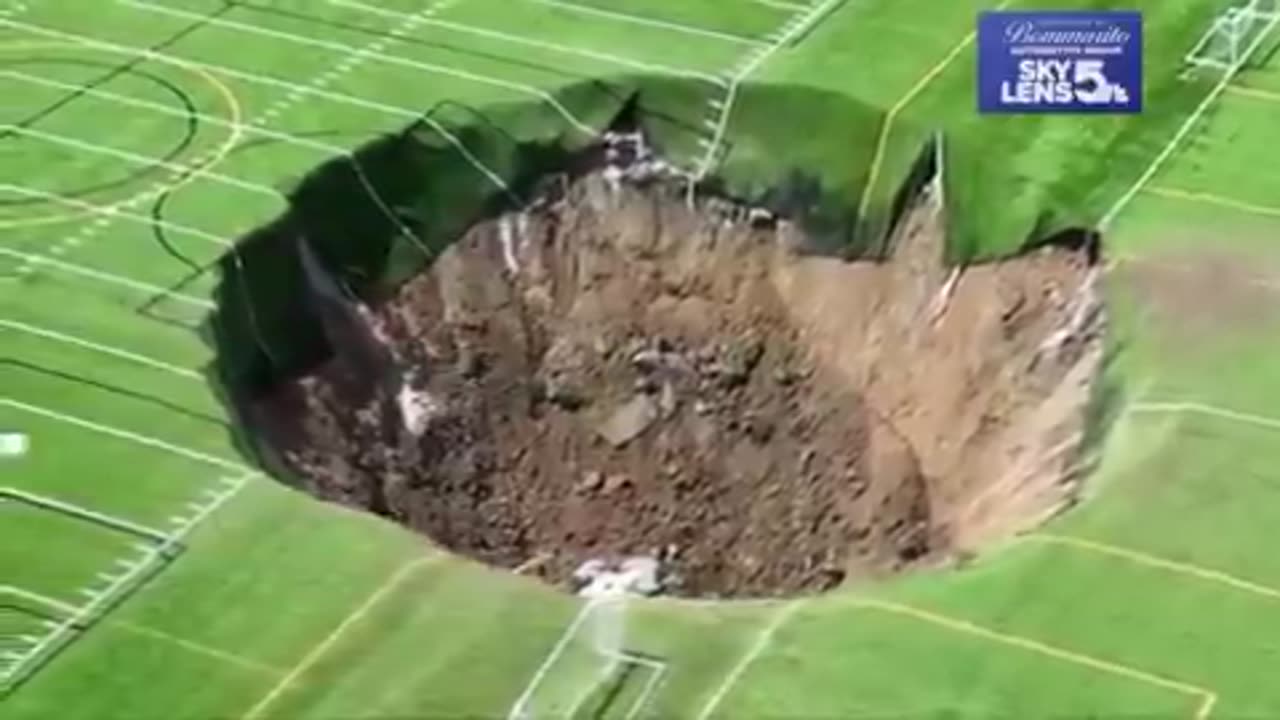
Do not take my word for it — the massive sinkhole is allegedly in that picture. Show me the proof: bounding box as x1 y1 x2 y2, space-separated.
242 144 1105 599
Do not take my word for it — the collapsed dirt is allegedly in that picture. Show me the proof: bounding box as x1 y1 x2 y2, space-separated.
251 163 1105 599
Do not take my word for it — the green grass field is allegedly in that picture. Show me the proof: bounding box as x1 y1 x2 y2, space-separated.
3 0 1280 718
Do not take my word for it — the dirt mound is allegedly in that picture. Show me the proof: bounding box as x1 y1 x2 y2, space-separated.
252 171 1103 599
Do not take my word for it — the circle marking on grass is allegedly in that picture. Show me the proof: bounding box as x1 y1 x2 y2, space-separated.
0 41 244 229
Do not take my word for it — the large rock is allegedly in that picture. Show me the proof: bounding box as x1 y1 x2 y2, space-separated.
596 395 659 447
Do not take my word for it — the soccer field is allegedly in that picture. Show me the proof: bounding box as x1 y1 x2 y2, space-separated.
4 0 1280 718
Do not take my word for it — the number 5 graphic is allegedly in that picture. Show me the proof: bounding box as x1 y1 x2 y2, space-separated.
1074 60 1115 104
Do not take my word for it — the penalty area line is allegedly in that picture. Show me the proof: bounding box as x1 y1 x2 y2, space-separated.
846 597 1218 720
1144 184 1280 219
1224 83 1280 104
1033 534 1280 603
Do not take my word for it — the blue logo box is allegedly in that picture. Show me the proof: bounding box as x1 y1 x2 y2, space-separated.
978 10 1143 114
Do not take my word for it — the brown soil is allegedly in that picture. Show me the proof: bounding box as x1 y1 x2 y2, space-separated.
252 171 1104 599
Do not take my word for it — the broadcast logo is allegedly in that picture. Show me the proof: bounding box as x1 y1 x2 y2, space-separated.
978 11 1143 114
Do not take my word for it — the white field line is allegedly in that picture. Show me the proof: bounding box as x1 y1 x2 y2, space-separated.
0 585 79 616
0 397 250 472
0 614 76 686
623 657 668 720
4 124 285 202
524 0 767 47
121 0 598 137
8 121 318 286
258 0 456 126
108 619 283 676
242 555 440 719
4 46 429 256
246 0 438 262
7 70 247 275
1 486 169 542
0 318 204 380
0 0 29 19
331 0 726 86
164 471 254 541
553 602 667 720
1130 400 1280 432
1 181 231 248
0 246 214 308
0 417 256 688
4 24 256 276
560 649 667 720
13 213 113 276
1 539 166 686
1100 8 1280 227
693 601 802 720
1 18 513 196
753 0 809 11
696 0 838 177
506 600 599 720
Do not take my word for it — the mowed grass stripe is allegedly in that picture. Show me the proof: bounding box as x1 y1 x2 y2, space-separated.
2 80 220 204
333 0 727 84
1059 415 1280 595
0 501 140 601
1151 92 1280 210
0 407 228 528
122 0 597 135
714 577 1203 719
442 0 746 76
231 0 614 93
1108 185 1280 260
112 480 435 670
759 0 993 106
874 539 1280 716
1 281 214 371
0 318 220 417
613 601 785 718
0 361 234 460
1 210 226 299
248 561 581 720
1 619 275 720
150 0 418 121
8 0 216 55
5 1 1280 719
509 0 792 39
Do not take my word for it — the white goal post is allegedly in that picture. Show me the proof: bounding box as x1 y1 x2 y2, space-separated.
508 596 669 720
1187 0 1280 72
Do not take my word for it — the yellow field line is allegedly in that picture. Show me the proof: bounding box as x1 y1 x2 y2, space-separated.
240 554 441 719
848 597 1217 720
855 0 1015 227
1034 534 1280 603
110 619 285 677
0 41 245 230
1145 185 1280 219
1224 84 1280 105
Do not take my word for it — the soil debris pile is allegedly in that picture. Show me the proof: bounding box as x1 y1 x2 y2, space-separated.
253 169 1103 599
